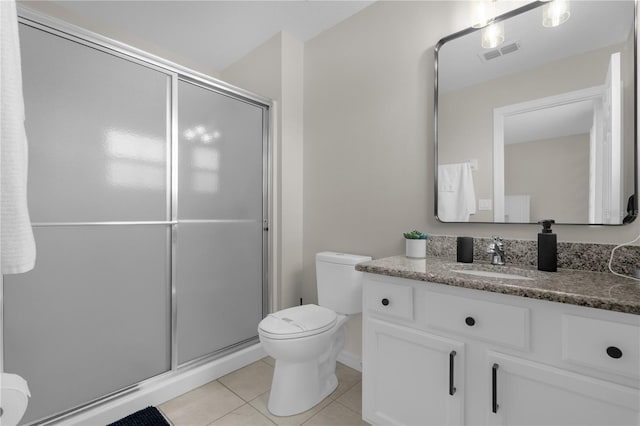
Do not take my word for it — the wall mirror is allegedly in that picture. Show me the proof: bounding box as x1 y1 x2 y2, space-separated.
435 0 637 225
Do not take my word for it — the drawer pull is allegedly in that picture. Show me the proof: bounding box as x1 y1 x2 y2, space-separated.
465 316 476 326
606 346 623 359
449 350 457 396
492 363 499 414
381 298 390 306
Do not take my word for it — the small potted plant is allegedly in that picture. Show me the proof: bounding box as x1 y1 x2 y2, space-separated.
403 230 429 259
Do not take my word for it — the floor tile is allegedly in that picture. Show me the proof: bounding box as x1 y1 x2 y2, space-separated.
336 381 362 415
262 356 276 367
160 359 364 425
249 390 332 426
209 403 276 426
156 407 176 426
159 381 245 426
330 363 362 399
218 360 275 401
302 401 369 426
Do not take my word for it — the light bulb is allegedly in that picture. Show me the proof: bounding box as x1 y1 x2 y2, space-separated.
471 0 496 28
543 0 570 28
482 21 504 49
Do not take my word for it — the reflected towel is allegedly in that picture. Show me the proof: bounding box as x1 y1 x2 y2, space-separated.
438 162 476 222
1 0 36 274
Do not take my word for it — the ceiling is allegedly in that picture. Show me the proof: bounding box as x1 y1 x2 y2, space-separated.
41 0 374 73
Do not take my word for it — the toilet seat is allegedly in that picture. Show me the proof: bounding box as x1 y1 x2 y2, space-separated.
1 373 30 426
259 304 337 340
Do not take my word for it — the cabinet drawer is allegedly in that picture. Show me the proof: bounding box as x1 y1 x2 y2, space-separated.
365 279 413 321
425 291 529 350
562 315 640 379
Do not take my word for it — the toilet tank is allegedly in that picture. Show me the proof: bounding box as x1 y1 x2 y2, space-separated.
316 252 372 315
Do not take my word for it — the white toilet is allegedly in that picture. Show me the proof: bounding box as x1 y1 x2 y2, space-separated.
1 373 30 426
258 251 371 416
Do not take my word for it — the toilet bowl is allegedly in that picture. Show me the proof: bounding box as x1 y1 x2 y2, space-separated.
258 252 371 416
259 304 347 416
1 373 30 426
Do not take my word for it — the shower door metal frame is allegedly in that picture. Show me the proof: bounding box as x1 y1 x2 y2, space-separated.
12 6 272 424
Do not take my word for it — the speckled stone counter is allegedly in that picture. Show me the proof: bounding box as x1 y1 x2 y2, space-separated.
424 235 640 275
356 255 640 315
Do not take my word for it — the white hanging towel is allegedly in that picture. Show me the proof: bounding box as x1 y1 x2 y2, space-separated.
438 162 477 222
1 0 36 274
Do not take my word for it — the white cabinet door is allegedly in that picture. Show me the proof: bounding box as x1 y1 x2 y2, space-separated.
487 352 639 426
363 319 465 426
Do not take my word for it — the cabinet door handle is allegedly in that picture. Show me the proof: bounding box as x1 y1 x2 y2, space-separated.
606 346 623 359
492 363 499 414
449 350 457 396
465 316 475 326
381 298 390 306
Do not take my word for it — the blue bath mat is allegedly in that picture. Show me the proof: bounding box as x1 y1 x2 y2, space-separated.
106 406 170 426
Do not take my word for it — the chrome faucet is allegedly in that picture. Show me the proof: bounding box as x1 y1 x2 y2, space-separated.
487 236 505 265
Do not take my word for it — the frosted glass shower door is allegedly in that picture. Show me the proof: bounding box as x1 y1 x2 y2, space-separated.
176 80 266 364
3 23 171 424
4 227 170 424
19 25 169 223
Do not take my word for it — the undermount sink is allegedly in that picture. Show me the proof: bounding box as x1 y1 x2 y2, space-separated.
450 269 534 281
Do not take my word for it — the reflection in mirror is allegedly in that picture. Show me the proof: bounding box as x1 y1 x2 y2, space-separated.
435 0 637 225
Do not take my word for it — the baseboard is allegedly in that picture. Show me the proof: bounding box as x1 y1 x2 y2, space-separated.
56 343 266 426
337 350 362 372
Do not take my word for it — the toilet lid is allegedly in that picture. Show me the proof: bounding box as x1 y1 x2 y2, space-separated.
258 304 337 340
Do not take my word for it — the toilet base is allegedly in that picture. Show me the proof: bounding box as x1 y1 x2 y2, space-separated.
267 362 338 416
266 325 345 417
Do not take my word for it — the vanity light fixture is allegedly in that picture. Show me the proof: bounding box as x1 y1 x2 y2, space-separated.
471 0 497 28
471 0 504 49
542 0 570 28
482 20 505 49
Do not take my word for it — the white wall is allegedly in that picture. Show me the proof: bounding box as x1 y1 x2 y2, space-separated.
302 1 640 358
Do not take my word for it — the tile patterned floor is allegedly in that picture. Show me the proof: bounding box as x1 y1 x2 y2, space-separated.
159 358 369 426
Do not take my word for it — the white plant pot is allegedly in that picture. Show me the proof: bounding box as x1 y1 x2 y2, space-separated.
405 239 426 259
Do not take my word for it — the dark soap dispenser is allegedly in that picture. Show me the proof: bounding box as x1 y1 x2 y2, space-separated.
537 219 557 272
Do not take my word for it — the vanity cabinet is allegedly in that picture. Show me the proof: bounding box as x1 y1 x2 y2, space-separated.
365 318 464 425
486 352 639 426
362 274 640 426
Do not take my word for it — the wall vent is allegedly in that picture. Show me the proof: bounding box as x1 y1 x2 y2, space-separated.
479 41 520 62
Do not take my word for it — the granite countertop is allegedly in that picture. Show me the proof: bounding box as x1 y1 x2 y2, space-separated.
356 256 640 315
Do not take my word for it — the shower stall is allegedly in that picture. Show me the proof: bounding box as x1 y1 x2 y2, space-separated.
2 10 269 425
